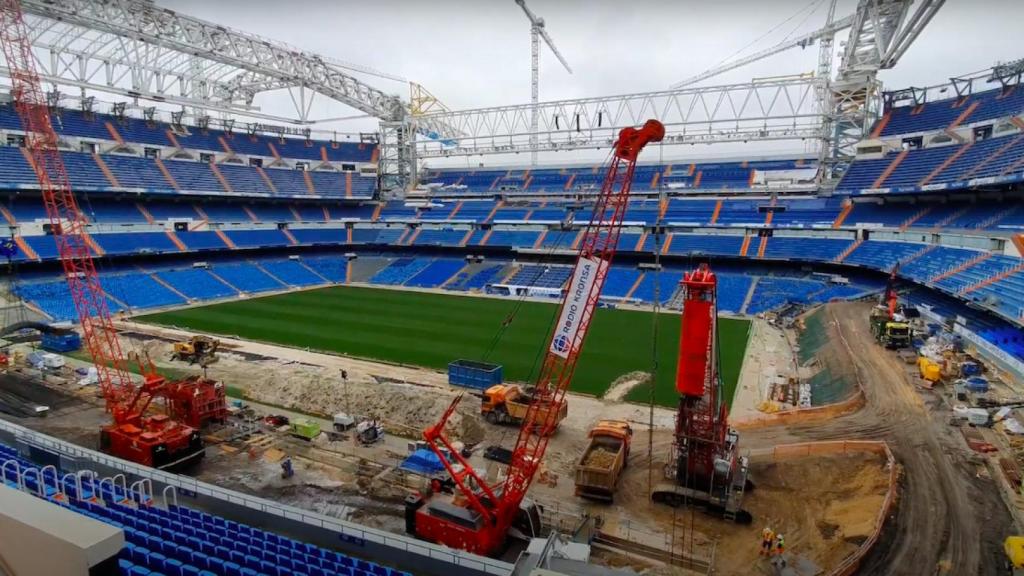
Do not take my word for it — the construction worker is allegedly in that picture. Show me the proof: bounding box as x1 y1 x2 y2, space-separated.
760 526 774 556
774 533 786 557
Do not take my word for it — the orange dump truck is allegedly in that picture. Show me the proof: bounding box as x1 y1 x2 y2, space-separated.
481 384 567 429
574 420 633 502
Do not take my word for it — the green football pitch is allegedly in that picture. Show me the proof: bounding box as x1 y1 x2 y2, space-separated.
138 286 750 408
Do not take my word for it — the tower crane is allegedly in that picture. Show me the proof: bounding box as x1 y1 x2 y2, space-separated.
652 264 752 523
514 0 572 166
0 0 206 468
670 9 854 89
405 119 665 556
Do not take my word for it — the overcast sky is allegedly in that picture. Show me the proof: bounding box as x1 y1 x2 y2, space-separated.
159 0 1024 165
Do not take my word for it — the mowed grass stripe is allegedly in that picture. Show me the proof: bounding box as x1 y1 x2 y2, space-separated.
139 285 749 407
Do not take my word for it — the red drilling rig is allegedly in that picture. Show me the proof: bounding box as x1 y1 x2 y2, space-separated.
652 264 752 523
405 119 665 556
0 0 208 468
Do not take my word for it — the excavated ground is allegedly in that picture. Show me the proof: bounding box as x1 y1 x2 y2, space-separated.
0 303 1014 575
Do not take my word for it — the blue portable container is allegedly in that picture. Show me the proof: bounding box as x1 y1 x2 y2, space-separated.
965 376 989 392
448 359 503 391
41 331 81 353
960 361 980 377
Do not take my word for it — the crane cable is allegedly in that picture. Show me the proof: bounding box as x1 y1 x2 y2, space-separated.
480 149 615 376
704 0 826 75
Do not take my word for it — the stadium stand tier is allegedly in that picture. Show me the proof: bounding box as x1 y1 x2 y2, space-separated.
0 440 412 576
4 81 1024 374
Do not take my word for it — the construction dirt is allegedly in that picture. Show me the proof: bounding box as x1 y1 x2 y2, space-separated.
587 448 890 576
768 302 1014 576
1 301 1017 576
126 335 488 445
603 371 651 402
582 445 618 468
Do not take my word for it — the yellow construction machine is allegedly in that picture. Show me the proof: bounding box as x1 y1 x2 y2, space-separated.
171 335 220 366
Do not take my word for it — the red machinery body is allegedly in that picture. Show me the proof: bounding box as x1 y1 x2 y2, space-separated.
653 264 749 524
673 265 732 490
0 0 204 469
407 120 665 557
886 265 899 319
163 376 228 430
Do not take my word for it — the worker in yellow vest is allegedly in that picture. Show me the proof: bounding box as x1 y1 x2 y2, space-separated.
760 527 774 556
774 533 786 557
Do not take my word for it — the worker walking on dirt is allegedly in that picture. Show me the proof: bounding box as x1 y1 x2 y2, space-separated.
760 527 774 556
774 533 786 557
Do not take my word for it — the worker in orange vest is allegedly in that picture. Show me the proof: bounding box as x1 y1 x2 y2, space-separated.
760 527 774 556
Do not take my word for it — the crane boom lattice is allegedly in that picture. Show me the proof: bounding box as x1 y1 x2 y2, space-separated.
0 0 207 469
406 120 665 557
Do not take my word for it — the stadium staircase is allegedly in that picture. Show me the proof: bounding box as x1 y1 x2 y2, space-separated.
931 205 973 231
872 149 909 188
834 239 863 263
251 262 290 287
739 277 760 315
142 269 191 302
900 207 933 231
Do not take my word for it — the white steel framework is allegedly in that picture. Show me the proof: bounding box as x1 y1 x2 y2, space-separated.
415 76 823 159
0 0 943 195
825 0 945 178
16 0 406 122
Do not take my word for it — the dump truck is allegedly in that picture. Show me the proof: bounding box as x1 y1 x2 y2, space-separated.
171 335 220 366
574 420 633 502
870 306 912 349
481 384 567 430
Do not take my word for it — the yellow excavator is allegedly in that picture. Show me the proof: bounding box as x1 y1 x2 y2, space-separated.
171 335 220 366
1006 536 1024 575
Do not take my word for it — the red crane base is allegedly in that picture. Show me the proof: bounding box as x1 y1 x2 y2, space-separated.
163 376 228 429
405 493 542 557
100 414 204 469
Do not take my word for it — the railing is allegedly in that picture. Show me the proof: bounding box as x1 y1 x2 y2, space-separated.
0 418 513 575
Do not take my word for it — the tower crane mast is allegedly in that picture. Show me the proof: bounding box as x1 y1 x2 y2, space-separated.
406 119 665 556
0 0 204 468
514 0 572 166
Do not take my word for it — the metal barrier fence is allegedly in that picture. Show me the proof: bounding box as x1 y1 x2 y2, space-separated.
0 418 513 576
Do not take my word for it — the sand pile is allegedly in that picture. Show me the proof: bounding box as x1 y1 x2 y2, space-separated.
582 445 618 468
603 371 651 402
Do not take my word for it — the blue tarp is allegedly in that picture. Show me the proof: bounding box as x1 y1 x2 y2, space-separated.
400 448 446 475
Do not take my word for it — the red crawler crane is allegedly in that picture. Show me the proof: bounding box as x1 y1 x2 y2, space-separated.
652 264 751 522
405 120 665 556
0 0 204 468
